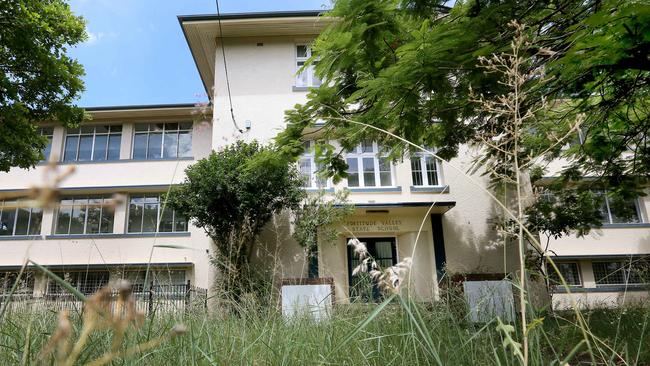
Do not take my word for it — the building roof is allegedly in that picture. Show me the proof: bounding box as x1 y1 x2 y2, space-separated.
178 10 334 98
84 103 211 121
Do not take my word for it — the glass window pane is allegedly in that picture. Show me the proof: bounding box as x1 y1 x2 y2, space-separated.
100 204 114 233
142 197 159 232
0 207 16 235
80 126 95 134
378 158 391 187
69 199 87 234
411 157 423 186
178 131 192 157
133 134 147 159
158 206 174 232
14 207 31 235
128 199 143 233
147 133 162 159
63 136 79 162
77 135 93 161
361 141 374 153
363 158 376 187
165 123 179 131
28 208 42 235
42 136 53 161
310 66 322 87
56 199 73 234
299 158 312 187
297 45 308 58
94 125 109 134
179 122 193 130
174 212 188 232
425 157 438 186
163 131 178 158
374 241 393 259
107 134 121 160
135 124 149 132
86 199 102 234
92 134 108 161
296 69 308 87
609 198 640 224
109 125 122 133
346 158 359 187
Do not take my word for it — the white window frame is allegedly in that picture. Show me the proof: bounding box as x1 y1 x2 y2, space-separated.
126 194 188 233
299 141 329 189
132 122 193 160
0 201 42 236
63 125 122 162
595 191 644 224
54 196 115 235
410 151 443 187
295 44 321 88
592 260 648 286
345 141 395 188
548 262 582 287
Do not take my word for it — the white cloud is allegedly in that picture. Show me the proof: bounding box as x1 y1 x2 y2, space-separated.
84 31 118 45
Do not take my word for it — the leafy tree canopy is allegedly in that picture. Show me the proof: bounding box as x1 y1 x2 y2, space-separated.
167 141 305 294
276 0 649 236
0 0 86 171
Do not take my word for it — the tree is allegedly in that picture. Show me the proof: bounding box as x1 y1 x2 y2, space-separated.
276 0 649 232
292 190 354 277
166 141 305 297
0 0 86 171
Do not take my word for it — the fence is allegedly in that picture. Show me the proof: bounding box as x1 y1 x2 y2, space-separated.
0 281 208 315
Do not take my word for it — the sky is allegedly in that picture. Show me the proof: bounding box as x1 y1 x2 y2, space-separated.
68 0 330 107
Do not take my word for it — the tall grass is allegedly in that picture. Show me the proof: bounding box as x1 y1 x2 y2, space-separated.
1 285 648 365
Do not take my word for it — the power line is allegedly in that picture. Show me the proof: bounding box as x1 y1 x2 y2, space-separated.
215 0 244 133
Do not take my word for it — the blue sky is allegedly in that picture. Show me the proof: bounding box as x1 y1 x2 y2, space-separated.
68 0 330 107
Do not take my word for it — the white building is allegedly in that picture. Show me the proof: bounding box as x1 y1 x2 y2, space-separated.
0 10 647 307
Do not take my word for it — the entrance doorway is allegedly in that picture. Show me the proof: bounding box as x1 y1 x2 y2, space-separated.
347 237 397 301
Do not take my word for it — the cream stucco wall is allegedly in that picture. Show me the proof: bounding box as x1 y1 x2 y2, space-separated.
0 116 215 290
210 36 517 302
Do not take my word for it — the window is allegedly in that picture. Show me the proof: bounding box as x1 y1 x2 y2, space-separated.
118 270 186 292
39 127 54 161
0 201 42 236
595 191 642 224
411 151 441 186
298 141 328 188
132 123 192 159
547 262 581 286
348 238 397 301
63 125 122 162
593 260 650 286
127 194 188 233
1 271 34 296
47 271 109 296
346 141 393 188
55 196 115 235
295 45 321 88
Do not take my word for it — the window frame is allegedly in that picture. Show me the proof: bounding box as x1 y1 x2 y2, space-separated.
410 151 443 187
39 127 54 162
547 261 582 287
47 271 110 296
595 191 643 225
126 193 188 233
62 125 122 162
54 195 115 235
345 141 395 188
298 141 329 189
295 44 321 88
0 201 43 236
131 122 193 160
592 260 649 286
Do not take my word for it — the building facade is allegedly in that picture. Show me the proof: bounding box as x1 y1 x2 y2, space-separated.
0 11 648 307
